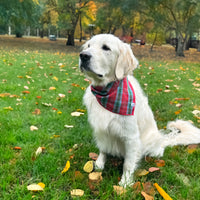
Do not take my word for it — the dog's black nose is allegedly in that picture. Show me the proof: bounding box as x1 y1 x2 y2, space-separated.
80 52 91 62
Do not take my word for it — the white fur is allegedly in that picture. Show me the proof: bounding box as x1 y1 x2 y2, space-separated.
79 34 200 187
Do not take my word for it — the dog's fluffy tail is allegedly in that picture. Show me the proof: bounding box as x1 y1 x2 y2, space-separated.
163 120 200 147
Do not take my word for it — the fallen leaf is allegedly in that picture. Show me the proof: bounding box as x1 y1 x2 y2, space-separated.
174 109 182 115
155 160 165 167
36 96 42 99
83 161 94 173
141 191 154 200
149 167 160 173
75 171 84 180
176 173 190 186
30 125 38 131
4 106 13 111
192 82 200 87
136 169 149 177
176 103 182 108
113 185 127 195
187 144 198 154
143 182 156 196
32 109 41 115
156 89 163 93
71 112 84 117
164 90 171 93
58 93 65 98
57 111 62 114
61 160 70 174
64 125 74 128
49 87 56 90
0 93 10 97
71 83 80 87
70 189 84 198
175 98 190 101
13 146 22 150
37 182 45 189
24 86 29 89
132 182 142 194
154 183 172 200
53 76 58 81
22 91 30 94
27 184 44 192
35 147 43 156
89 152 99 161
42 103 52 107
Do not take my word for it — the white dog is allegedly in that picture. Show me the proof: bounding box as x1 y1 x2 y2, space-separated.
79 34 200 187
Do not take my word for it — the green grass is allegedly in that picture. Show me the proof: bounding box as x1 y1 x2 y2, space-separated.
0 42 200 199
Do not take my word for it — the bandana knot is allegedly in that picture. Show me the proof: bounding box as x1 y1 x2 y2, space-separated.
91 77 136 115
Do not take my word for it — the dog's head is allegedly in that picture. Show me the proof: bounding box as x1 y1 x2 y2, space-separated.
79 34 138 86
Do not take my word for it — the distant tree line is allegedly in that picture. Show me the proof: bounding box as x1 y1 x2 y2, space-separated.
0 0 200 56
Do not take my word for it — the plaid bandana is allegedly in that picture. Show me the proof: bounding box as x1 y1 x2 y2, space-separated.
91 77 136 115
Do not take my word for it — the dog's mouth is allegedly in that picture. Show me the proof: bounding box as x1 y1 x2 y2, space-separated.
80 65 103 78
79 51 104 78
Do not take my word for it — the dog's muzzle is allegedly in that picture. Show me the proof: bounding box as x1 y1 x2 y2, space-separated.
79 51 103 78
79 51 91 72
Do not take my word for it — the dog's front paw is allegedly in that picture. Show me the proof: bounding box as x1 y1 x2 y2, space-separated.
119 172 134 188
95 159 105 170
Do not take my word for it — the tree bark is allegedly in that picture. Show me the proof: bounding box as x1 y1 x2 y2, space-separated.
198 41 200 52
150 32 158 51
66 31 75 46
176 36 185 57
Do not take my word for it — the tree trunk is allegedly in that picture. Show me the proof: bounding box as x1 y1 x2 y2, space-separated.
150 32 158 51
79 13 82 42
66 31 75 46
176 36 185 57
198 41 200 52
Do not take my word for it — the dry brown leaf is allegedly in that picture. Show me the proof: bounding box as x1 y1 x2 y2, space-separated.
132 181 142 194
70 189 84 198
142 182 156 196
141 191 154 200
89 152 99 161
32 109 41 115
113 185 127 195
155 160 165 167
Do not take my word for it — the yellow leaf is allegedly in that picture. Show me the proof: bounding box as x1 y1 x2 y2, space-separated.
49 87 56 90
154 183 173 200
3 106 13 111
37 182 45 189
53 76 58 81
136 169 149 177
83 161 94 173
61 160 70 174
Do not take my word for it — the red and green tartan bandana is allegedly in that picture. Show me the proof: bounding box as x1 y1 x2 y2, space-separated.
91 77 136 115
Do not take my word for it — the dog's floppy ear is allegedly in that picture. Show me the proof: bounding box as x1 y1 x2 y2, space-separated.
115 43 138 80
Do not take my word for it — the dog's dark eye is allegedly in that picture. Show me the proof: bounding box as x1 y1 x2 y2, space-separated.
102 44 111 51
88 44 90 48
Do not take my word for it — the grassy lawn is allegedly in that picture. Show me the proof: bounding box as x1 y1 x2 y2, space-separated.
0 37 200 199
